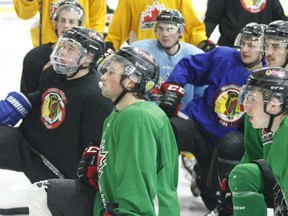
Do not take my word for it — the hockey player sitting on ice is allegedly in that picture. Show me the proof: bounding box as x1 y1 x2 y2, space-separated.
218 20 288 216
0 26 112 185
153 22 268 213
229 67 288 216
26 46 180 216
131 9 207 192
131 9 206 109
20 0 85 94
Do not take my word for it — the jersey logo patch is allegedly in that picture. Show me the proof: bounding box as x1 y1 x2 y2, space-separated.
97 140 108 179
40 88 67 129
262 129 273 145
214 84 244 127
240 0 267 13
50 1 59 20
140 2 165 30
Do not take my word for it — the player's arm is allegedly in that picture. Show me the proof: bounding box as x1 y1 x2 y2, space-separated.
13 0 38 20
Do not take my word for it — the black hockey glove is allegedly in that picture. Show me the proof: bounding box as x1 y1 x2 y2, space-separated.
217 176 233 215
77 146 99 190
159 83 184 117
198 39 217 52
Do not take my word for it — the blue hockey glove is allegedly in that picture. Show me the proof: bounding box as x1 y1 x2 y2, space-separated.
0 91 32 126
77 146 99 190
159 83 185 117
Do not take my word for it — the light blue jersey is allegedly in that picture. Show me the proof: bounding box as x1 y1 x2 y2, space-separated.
131 39 206 109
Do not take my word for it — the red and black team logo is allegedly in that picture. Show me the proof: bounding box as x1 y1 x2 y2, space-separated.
214 84 244 127
240 0 267 13
40 88 67 129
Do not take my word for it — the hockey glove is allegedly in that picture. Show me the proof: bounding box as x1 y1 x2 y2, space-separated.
198 39 217 52
159 83 184 117
77 146 99 190
150 86 163 102
217 176 233 215
0 91 32 126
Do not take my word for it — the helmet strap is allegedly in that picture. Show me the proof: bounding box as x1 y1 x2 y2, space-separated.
265 115 274 132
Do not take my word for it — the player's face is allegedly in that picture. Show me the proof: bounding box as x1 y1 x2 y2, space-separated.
57 40 82 64
99 61 126 101
243 90 270 128
155 23 180 48
265 38 288 67
55 10 80 37
240 38 262 66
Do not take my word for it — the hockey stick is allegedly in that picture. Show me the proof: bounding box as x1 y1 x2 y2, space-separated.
39 0 42 46
0 207 29 215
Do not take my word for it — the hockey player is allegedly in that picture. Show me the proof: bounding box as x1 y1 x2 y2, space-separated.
229 67 288 216
104 0 213 51
131 9 206 110
13 0 106 47
27 46 180 216
20 0 85 94
0 27 112 184
154 22 267 211
242 20 288 167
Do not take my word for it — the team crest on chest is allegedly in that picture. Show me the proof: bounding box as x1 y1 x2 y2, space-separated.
50 1 59 19
240 0 267 13
40 88 67 129
214 84 244 127
140 2 165 30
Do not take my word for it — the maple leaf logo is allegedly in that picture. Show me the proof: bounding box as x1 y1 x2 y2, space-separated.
140 2 165 29
143 7 160 23
97 140 108 178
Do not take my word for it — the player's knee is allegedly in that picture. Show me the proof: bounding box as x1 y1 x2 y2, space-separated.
229 163 263 193
27 180 52 216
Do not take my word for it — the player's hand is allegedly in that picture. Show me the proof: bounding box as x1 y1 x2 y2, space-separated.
198 39 217 52
0 91 32 126
77 146 99 190
150 86 163 102
159 83 184 117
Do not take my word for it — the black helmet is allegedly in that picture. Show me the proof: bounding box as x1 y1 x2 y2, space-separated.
155 9 185 34
50 27 105 74
234 22 267 49
265 20 288 39
52 0 85 26
98 46 159 93
244 67 288 115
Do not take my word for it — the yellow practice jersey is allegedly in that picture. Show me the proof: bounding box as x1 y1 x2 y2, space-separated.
105 0 207 50
13 0 106 47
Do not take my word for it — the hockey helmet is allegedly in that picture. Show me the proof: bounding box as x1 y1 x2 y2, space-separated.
50 27 105 75
154 9 185 34
98 46 159 93
52 0 85 26
234 22 267 51
239 67 288 116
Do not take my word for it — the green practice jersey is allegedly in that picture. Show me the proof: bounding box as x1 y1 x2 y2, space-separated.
94 101 180 216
